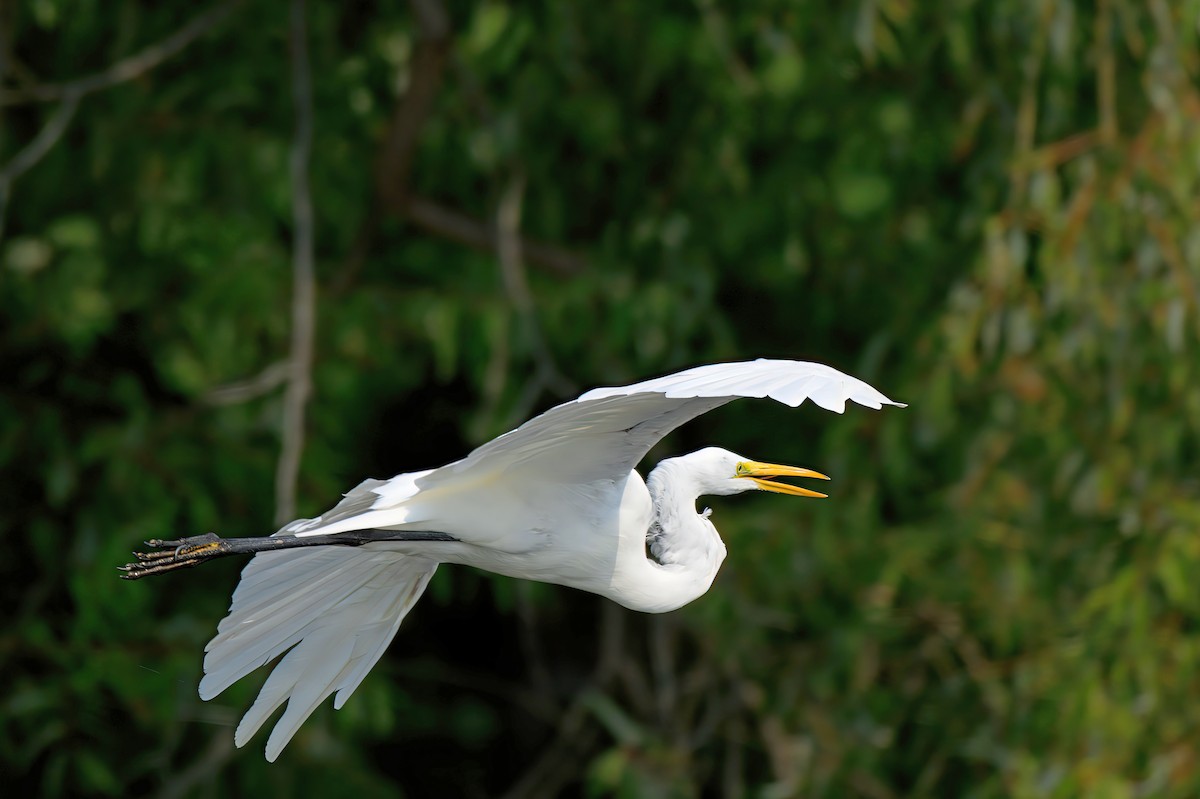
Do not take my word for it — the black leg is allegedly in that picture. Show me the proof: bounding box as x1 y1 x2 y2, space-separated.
118 529 458 580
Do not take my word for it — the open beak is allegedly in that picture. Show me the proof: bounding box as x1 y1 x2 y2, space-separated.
736 460 831 498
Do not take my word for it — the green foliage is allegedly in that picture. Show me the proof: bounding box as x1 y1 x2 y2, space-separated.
3 0 1199 796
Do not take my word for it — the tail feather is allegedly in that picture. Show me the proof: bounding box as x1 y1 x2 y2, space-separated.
199 545 437 761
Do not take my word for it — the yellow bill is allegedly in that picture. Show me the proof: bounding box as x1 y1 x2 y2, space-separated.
735 460 831 498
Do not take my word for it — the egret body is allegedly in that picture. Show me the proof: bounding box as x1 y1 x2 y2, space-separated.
124 358 903 760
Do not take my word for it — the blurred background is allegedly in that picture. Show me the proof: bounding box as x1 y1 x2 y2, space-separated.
3 0 1199 796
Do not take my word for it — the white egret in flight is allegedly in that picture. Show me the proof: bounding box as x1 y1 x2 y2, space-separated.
122 358 903 760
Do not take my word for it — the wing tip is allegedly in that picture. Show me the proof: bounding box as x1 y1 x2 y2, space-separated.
263 730 290 763
581 361 909 415
234 719 257 751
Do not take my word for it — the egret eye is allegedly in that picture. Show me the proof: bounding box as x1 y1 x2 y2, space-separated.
735 462 752 476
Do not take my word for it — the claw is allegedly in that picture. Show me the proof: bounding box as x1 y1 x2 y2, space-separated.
119 533 230 580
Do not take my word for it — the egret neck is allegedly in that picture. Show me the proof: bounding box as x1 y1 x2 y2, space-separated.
610 452 731 613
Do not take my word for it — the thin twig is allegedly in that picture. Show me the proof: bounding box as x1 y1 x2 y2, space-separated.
501 707 603 799
409 0 451 40
275 0 316 527
200 360 290 406
0 91 79 241
0 0 244 106
1008 0 1052 206
722 711 746 799
0 1 12 115
1095 0 1118 145
406 195 586 276
393 661 560 724
648 613 678 730
501 603 625 799
494 172 575 428
496 173 534 316
693 0 759 94
515 581 560 712
434 49 589 280
328 207 381 295
155 728 234 799
0 91 79 180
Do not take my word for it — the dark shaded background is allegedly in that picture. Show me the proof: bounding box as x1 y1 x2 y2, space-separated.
3 0 1199 796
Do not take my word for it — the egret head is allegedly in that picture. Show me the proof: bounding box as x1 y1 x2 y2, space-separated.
682 447 830 497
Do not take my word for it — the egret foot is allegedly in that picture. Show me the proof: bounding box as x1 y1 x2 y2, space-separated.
120 533 234 579
118 529 459 580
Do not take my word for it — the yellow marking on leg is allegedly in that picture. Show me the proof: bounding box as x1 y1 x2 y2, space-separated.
178 541 222 558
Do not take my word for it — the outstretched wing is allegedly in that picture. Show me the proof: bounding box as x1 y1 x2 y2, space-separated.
419 358 904 489
289 359 902 535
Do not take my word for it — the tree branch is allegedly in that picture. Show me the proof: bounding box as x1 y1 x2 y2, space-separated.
0 0 242 242
274 0 316 527
495 172 575 428
0 0 244 106
338 0 587 286
406 194 586 276
155 725 234 799
375 0 453 211
333 0 452 291
501 603 626 799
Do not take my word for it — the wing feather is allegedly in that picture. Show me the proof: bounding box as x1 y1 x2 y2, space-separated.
200 547 436 760
425 358 902 490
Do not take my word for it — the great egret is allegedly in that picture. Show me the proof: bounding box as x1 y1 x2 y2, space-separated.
122 358 903 760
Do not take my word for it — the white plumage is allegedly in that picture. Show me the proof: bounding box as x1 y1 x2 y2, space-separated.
198 358 903 760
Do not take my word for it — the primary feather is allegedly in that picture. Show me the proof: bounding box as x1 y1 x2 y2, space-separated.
200 546 437 760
